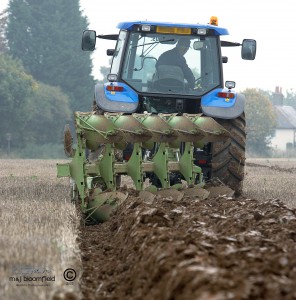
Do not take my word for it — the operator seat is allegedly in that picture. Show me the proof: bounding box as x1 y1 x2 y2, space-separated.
152 65 185 92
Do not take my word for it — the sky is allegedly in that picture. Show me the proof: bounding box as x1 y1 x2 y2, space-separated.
1 0 295 93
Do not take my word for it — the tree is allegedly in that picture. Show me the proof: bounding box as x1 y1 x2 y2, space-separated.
243 88 277 156
0 54 36 149
25 82 72 145
284 89 296 109
0 9 8 53
97 65 110 84
6 0 95 111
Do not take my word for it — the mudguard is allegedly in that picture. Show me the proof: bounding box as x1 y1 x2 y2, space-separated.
94 82 139 113
201 88 245 119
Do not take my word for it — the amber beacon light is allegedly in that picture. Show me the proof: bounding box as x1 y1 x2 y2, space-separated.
210 16 218 26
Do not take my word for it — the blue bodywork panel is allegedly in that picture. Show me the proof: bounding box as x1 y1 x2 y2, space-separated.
117 21 229 36
201 89 245 119
104 82 138 103
201 88 236 108
94 82 138 113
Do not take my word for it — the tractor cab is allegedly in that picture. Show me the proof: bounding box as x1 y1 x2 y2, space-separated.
57 18 257 223
82 19 256 114
109 25 221 96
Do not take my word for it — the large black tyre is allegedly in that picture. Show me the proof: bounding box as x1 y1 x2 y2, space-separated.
211 113 246 195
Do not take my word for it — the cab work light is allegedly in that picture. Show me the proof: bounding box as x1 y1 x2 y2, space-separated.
156 26 191 35
197 28 207 35
107 74 118 82
141 25 151 31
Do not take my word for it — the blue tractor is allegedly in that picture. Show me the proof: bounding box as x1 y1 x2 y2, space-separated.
58 17 256 222
81 17 256 195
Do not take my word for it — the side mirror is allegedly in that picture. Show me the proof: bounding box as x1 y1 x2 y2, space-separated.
193 41 204 50
241 39 256 60
107 49 115 56
81 30 96 51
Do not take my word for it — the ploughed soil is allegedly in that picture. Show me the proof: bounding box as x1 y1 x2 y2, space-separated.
79 182 296 300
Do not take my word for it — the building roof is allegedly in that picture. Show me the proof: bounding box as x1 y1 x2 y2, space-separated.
274 105 296 129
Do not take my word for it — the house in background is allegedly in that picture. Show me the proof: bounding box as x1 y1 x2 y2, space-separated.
270 87 296 151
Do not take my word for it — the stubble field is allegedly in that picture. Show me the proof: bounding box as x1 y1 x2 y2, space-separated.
1 158 296 300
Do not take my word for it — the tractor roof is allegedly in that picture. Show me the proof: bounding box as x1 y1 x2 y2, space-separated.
117 20 229 36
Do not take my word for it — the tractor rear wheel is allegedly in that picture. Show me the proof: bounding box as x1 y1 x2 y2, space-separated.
211 113 246 195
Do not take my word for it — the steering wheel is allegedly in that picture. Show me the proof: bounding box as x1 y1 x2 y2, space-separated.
193 76 204 91
195 76 203 85
193 72 212 91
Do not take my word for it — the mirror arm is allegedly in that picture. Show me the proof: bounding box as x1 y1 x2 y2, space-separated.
221 41 241 47
97 34 119 41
